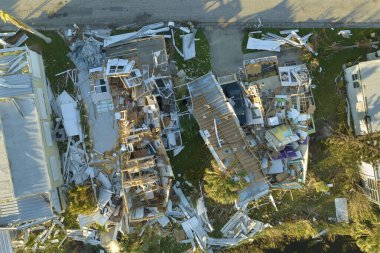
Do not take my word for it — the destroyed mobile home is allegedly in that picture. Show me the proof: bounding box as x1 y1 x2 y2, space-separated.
186 56 316 205
64 26 181 238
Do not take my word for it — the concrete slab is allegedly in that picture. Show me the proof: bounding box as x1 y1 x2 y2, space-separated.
77 68 118 153
91 112 118 153
206 27 244 76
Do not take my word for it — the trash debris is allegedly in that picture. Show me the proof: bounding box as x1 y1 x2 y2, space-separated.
182 33 196 60
338 30 352 38
56 90 82 138
66 228 101 245
69 37 103 68
0 20 322 253
246 31 317 56
103 22 169 47
170 185 268 251
220 211 265 239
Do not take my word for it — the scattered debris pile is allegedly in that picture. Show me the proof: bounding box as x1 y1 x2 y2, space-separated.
164 185 268 252
0 29 29 48
242 57 315 189
247 30 317 56
69 37 103 68
59 25 190 248
102 21 197 61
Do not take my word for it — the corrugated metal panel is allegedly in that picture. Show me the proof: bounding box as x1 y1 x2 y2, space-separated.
37 88 48 119
0 117 14 200
0 195 53 226
49 156 59 181
0 74 33 98
188 73 269 206
0 230 13 253
43 122 53 147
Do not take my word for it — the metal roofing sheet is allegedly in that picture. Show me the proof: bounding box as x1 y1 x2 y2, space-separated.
187 73 265 180
0 74 33 98
0 96 51 199
0 195 53 226
0 230 13 253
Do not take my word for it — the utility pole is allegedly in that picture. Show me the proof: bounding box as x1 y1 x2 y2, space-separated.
0 9 52 44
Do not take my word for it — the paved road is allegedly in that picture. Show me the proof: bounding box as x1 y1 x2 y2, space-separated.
2 0 380 27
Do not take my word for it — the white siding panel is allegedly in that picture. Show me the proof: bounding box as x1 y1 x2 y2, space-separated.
29 50 42 78
49 156 59 181
43 122 53 147
37 88 48 119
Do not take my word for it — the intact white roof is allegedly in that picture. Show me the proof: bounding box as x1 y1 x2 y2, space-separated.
358 60 380 133
0 96 51 198
346 59 380 135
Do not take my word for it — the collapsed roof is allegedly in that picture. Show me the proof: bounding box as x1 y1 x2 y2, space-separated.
187 72 269 206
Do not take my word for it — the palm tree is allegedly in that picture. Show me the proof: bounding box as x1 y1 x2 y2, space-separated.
203 161 246 205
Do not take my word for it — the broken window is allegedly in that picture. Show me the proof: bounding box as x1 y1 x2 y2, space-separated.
109 65 125 74
94 79 108 93
110 66 117 73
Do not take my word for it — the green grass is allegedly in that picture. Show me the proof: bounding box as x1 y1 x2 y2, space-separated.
168 28 213 193
310 28 379 127
25 31 75 95
172 28 212 78
168 117 212 193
